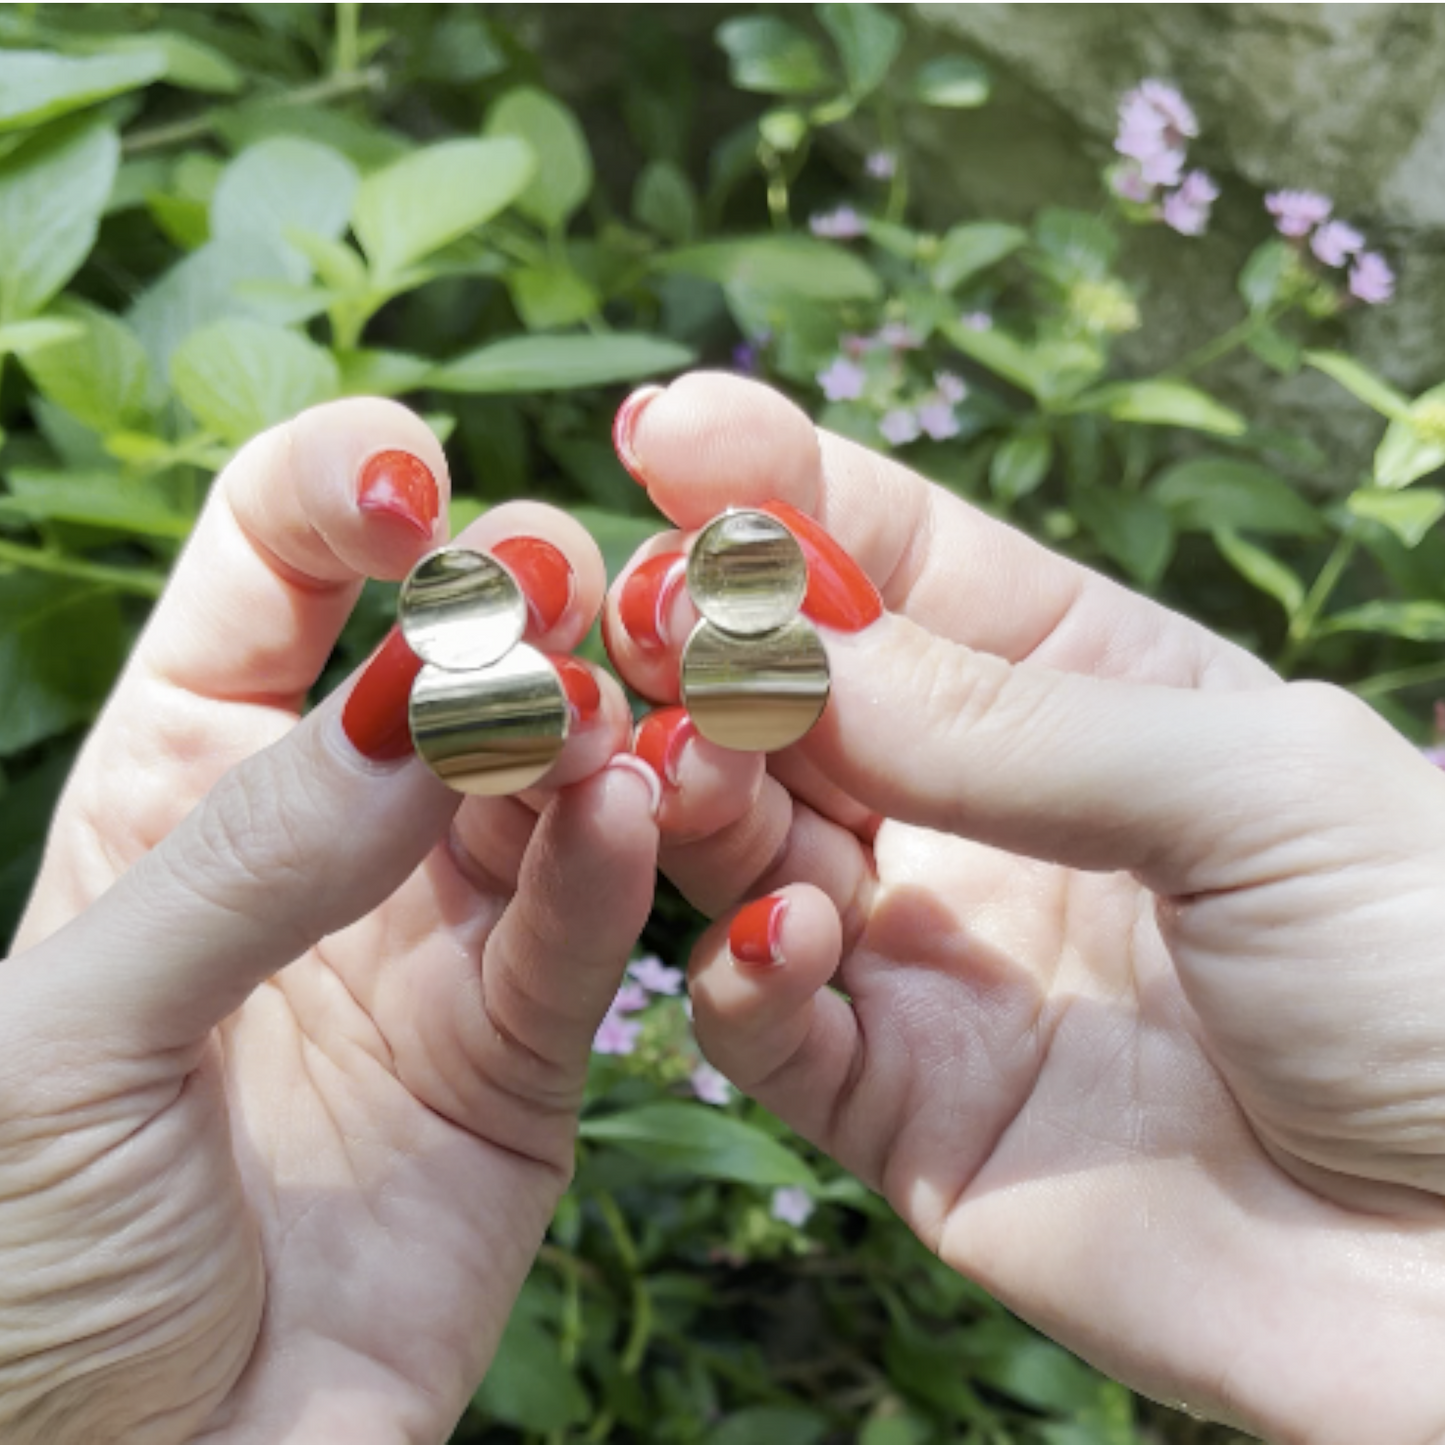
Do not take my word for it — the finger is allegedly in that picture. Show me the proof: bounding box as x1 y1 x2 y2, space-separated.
602 530 697 705
631 705 764 844
690 885 860 1151
613 372 1272 690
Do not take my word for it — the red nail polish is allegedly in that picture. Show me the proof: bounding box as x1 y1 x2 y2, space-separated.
633 706 696 789
551 655 601 726
760 500 882 633
342 628 423 762
730 894 787 967
493 536 575 637
613 385 665 485
617 552 686 653
357 450 439 538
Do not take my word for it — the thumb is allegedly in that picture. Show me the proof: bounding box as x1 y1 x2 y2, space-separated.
24 642 461 1052
808 613 1436 896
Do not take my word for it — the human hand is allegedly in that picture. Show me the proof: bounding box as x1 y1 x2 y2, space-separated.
604 373 1445 1444
2 400 659 1445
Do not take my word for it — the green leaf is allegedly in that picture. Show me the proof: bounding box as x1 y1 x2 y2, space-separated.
633 160 697 243
1320 600 1445 641
0 119 119 323
432 333 694 394
941 320 1045 397
1245 323 1301 375
352 137 535 279
1073 487 1175 586
1346 487 1445 548
80 32 243 94
170 319 339 444
912 55 991 108
860 1413 931 1445
705 1407 829 1445
579 1103 817 1188
990 431 1053 503
1304 350 1411 420
818 4 903 97
485 87 592 229
965 1326 1107 1414
508 262 598 331
1374 383 1445 490
0 48 164 132
662 236 880 300
1238 239 1293 314
0 317 85 358
18 299 154 432
336 348 432 398
0 468 190 538
1212 527 1304 618
1034 208 1118 282
147 193 210 251
759 108 809 153
1070 380 1246 435
211 138 359 282
1151 458 1323 537
932 221 1027 291
716 17 833 96
473 1314 587 1432
0 573 124 753
286 228 368 293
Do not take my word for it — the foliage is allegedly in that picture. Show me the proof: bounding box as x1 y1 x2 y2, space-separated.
0 4 1436 1442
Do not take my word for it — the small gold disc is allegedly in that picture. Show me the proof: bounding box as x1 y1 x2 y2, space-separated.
399 547 527 672
409 642 568 795
686 510 807 638
680 616 830 752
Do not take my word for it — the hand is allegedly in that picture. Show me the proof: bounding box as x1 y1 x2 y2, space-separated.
2 400 658 1445
604 374 1445 1445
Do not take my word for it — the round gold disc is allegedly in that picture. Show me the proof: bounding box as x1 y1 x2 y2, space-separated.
399 547 527 672
680 616 830 752
686 509 807 638
409 642 569 795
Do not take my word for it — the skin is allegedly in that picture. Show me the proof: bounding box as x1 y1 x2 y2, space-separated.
1 400 658 1445
605 373 1445 1445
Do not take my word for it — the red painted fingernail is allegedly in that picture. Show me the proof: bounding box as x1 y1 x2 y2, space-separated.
730 894 788 968
493 536 575 637
617 552 687 653
633 706 696 790
357 450 439 538
342 628 423 762
552 655 601 726
760 500 882 633
613 385 665 485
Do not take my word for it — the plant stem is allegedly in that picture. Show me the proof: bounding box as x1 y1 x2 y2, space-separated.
1168 307 1279 379
334 1 361 76
1277 527 1358 674
0 540 165 597
121 66 386 157
593 1190 639 1272
1354 657 1445 699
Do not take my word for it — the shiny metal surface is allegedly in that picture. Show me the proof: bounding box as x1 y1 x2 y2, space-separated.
409 642 568 795
399 547 527 672
686 510 807 638
680 616 830 751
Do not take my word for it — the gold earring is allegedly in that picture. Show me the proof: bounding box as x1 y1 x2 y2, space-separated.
398 546 569 794
678 509 830 752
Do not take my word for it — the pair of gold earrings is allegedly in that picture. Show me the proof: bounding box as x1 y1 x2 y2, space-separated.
398 508 831 796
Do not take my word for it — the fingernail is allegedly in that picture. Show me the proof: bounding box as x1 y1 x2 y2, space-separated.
605 754 662 817
633 706 697 790
342 627 423 762
617 552 687 653
730 894 787 968
357 450 439 538
552 655 601 727
613 385 665 485
760 500 882 633
493 536 575 637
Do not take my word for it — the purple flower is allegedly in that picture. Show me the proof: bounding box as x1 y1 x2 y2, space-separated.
865 150 897 180
1161 170 1219 236
1115 80 1197 166
1349 251 1395 305
935 371 967 404
875 321 921 350
1139 79 1198 138
1265 189 1332 239
1424 745 1445 770
593 1007 642 1056
612 981 650 1014
917 400 961 440
960 310 993 332
690 1062 732 1106
809 206 865 240
880 409 921 446
817 356 867 402
1311 219 1365 268
732 341 760 373
1109 162 1155 203
629 954 684 996
1139 146 1185 189
770 1186 814 1228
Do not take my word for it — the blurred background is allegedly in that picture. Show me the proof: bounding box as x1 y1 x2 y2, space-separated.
4 5 1442 1441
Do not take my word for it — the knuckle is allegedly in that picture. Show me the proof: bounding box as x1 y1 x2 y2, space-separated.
1279 679 1385 757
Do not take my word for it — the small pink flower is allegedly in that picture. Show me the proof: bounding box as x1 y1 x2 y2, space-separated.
841 332 871 357
960 310 993 331
875 321 921 350
1110 162 1155 203
1139 79 1198 138
770 1186 814 1228
690 1063 732 1106
865 150 897 180
593 1008 642 1056
612 981 650 1014
1349 251 1395 305
1311 219 1365 268
917 400 961 440
879 409 920 446
809 206 865 240
1265 189 1332 239
628 955 684 995
1161 170 1218 236
1139 146 1186 189
935 371 967 404
817 356 867 402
